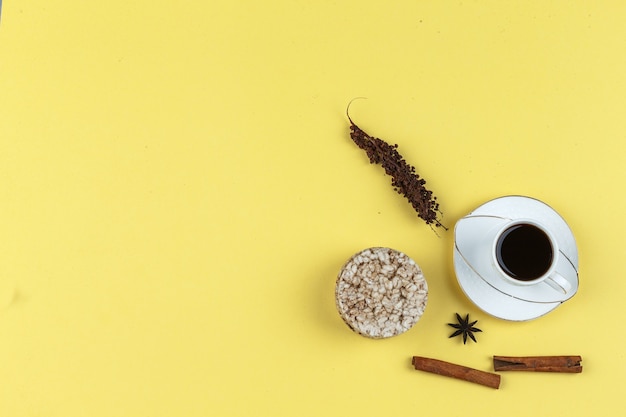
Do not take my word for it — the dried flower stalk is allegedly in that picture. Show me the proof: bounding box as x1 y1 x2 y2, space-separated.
346 100 446 230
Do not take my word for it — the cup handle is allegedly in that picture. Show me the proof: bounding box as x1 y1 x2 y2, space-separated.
545 271 572 295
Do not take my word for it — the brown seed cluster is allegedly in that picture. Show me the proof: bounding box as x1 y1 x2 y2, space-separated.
347 103 446 230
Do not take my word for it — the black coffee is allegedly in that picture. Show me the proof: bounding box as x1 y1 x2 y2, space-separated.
496 223 553 281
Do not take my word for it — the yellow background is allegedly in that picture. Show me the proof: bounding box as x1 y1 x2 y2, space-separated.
1 1 625 416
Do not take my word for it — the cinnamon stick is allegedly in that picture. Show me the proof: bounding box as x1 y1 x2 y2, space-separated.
493 355 582 373
412 356 501 389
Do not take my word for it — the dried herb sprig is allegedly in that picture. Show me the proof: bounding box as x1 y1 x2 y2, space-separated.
346 100 446 230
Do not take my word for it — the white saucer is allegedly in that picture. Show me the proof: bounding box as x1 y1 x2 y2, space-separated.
453 196 579 321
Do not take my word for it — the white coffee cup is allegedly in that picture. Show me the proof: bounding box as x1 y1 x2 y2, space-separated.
491 219 572 295
453 195 579 319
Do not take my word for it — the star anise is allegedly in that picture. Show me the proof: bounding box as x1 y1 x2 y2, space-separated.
448 313 482 344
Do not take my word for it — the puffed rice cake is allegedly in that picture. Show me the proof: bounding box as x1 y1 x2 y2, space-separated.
335 247 428 338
